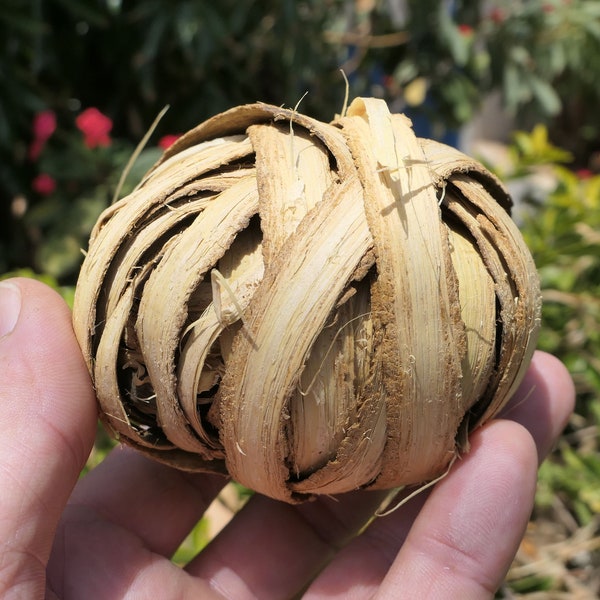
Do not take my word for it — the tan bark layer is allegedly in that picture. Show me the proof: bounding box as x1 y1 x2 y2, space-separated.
73 98 541 502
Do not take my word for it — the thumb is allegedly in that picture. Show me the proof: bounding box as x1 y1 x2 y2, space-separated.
0 278 97 598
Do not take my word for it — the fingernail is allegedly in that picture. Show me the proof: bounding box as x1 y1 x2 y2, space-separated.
0 282 22 339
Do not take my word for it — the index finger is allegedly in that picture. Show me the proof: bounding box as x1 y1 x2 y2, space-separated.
499 350 575 462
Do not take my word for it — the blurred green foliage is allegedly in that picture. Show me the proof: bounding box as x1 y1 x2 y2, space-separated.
4 1 600 282
515 136 600 408
345 0 600 158
1 0 349 277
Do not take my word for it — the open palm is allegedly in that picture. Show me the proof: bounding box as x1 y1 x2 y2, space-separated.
0 279 574 599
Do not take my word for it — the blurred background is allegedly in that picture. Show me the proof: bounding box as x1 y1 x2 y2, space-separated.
1 1 599 596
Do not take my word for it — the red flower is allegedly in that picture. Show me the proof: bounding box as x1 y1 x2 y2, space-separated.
158 134 181 150
458 23 474 36
76 107 113 148
33 110 57 141
32 173 56 196
29 110 57 161
576 169 593 180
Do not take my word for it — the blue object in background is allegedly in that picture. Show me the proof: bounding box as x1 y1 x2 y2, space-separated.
404 103 460 148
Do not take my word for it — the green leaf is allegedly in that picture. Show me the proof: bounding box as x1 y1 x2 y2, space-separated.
529 75 562 116
171 518 211 565
503 63 529 112
437 9 471 67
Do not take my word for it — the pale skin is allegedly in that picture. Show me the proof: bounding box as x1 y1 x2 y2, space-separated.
0 278 575 599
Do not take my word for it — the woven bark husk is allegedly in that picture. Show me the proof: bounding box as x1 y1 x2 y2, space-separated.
73 98 541 503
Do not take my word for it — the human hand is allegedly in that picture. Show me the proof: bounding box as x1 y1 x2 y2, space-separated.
0 278 574 599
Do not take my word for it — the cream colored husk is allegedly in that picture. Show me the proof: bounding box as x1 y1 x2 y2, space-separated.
73 98 541 503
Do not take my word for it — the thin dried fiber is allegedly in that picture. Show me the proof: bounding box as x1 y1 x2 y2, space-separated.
73 98 541 503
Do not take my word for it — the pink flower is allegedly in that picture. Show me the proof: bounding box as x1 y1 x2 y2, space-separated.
158 134 181 150
32 173 56 196
576 169 593 180
33 110 57 141
29 110 57 161
76 107 113 148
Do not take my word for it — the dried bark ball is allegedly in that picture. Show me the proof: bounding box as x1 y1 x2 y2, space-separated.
73 98 541 503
